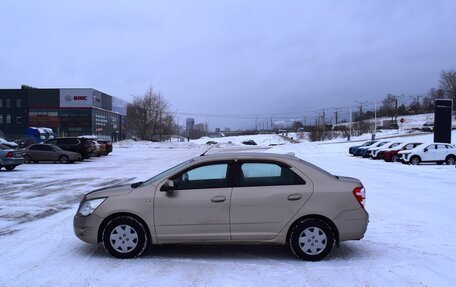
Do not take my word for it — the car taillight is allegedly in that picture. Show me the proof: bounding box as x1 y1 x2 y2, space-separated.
5 151 14 158
353 187 366 208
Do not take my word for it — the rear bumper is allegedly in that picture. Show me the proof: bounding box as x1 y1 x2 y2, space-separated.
333 208 369 242
1 158 24 166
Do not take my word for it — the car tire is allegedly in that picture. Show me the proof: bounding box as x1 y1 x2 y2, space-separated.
410 156 421 165
23 154 31 163
445 155 456 165
5 166 15 171
391 155 399 162
59 155 70 164
289 218 335 261
102 216 148 259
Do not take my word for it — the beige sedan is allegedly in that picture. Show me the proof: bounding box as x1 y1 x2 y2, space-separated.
74 152 368 261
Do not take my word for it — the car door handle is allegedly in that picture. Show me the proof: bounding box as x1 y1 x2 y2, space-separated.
288 194 302 201
211 196 226 203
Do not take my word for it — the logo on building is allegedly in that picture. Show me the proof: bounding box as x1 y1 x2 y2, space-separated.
65 95 72 101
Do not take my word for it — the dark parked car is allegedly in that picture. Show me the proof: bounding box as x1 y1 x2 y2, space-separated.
242 140 257 146
23 144 81 164
46 137 93 159
97 140 112 155
349 140 377 155
0 144 24 171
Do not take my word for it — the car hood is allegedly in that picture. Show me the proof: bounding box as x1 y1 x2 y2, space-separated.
85 184 133 200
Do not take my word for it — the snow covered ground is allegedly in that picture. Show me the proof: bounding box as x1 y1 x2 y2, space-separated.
1 132 455 286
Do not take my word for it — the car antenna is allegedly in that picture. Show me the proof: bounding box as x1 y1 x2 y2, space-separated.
200 147 213 156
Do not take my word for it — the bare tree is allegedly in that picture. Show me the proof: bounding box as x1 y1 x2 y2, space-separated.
422 88 445 112
125 88 173 140
378 94 396 118
439 69 456 109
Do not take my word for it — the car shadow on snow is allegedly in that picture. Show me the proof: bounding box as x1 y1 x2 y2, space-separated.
76 243 367 262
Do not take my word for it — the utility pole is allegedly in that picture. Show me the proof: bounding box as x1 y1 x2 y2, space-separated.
349 105 352 141
355 100 368 121
332 106 343 125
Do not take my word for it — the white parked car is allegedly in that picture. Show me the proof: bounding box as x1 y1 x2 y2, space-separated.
398 143 456 165
369 141 402 159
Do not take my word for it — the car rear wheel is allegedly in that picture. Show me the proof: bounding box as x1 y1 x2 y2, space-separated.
102 216 148 259
59 155 70 164
23 154 31 163
391 154 399 162
446 155 456 165
5 166 15 171
289 218 335 261
410 156 421 165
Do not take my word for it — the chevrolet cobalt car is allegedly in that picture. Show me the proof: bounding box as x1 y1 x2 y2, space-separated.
74 152 369 261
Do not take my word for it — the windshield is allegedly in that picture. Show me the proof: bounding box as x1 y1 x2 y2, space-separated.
142 159 194 185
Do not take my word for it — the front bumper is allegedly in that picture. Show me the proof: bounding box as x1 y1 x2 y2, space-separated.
73 213 104 244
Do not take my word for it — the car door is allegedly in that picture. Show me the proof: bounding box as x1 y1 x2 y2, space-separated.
27 145 42 160
230 161 313 241
154 161 233 243
422 144 437 161
40 145 56 161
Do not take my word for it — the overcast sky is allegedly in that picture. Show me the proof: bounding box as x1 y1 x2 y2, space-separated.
1 0 456 129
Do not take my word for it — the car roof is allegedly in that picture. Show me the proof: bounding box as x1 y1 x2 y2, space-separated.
192 152 297 162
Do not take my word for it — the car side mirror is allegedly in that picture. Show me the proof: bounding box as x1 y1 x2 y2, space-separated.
161 180 175 192
424 148 428 152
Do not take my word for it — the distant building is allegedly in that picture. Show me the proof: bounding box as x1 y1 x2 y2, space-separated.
194 123 206 132
0 86 127 141
186 117 195 131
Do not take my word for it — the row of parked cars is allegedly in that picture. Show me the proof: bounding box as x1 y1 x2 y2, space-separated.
349 139 456 165
0 137 113 171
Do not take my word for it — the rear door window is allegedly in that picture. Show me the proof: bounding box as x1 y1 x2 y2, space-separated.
239 162 305 187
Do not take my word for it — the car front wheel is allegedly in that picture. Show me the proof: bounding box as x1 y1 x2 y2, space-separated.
102 216 148 259
5 166 15 171
23 154 31 163
410 156 421 165
289 218 335 261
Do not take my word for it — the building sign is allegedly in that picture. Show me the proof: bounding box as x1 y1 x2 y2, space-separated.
60 89 95 108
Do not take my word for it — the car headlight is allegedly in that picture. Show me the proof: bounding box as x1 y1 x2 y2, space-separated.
78 198 106 216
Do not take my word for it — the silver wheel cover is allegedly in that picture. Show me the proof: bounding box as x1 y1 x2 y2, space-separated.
298 227 327 255
109 224 139 253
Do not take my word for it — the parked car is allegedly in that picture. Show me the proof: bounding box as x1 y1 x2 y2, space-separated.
0 144 24 171
46 137 93 159
383 142 422 162
14 138 36 149
97 140 112 155
360 141 390 158
0 137 19 149
370 142 402 159
422 122 434 132
242 140 257 145
348 140 377 155
74 152 368 261
22 144 81 164
398 143 456 165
